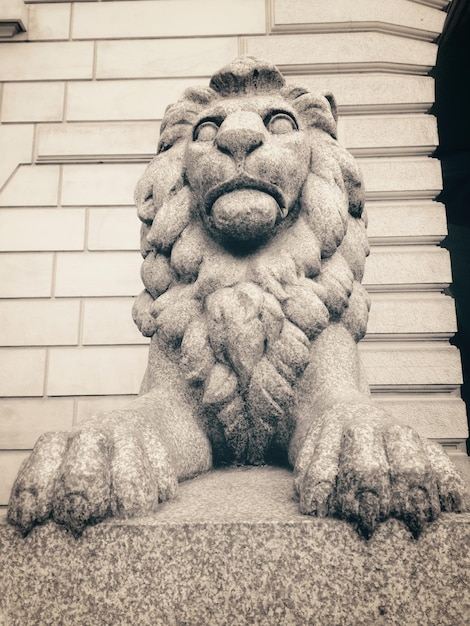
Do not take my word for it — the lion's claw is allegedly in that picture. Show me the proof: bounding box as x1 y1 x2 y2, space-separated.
299 480 335 517
53 493 100 537
441 491 464 512
397 486 438 539
295 404 468 538
8 431 70 535
355 491 382 539
7 490 41 536
8 414 177 537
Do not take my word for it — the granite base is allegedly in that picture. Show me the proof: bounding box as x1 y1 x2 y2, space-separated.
1 466 469 626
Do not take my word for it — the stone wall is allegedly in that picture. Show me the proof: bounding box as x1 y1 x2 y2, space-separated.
0 0 467 508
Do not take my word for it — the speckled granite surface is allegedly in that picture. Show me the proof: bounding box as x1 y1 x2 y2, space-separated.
1 466 469 626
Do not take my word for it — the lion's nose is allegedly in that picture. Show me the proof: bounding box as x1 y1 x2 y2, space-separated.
216 111 265 161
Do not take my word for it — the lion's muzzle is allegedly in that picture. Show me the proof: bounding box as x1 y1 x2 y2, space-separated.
205 174 287 243
212 189 278 241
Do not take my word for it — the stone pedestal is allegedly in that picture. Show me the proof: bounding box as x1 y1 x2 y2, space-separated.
1 467 469 626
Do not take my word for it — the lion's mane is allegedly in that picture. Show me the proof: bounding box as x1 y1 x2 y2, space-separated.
132 57 370 464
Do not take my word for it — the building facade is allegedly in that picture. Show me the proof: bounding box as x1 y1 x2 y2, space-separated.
0 0 467 508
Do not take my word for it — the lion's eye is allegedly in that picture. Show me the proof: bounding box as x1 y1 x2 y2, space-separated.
157 140 171 154
266 113 297 134
194 121 219 142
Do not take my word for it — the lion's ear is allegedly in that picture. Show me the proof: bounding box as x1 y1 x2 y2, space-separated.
288 90 337 138
321 92 338 124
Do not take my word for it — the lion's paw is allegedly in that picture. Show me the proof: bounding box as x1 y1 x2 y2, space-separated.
8 414 177 537
294 404 468 539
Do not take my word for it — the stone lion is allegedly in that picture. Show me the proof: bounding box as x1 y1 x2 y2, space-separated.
8 56 467 539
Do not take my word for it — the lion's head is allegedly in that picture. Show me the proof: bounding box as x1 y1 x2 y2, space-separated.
133 56 370 464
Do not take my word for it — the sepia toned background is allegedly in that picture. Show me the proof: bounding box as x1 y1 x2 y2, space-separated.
0 0 468 510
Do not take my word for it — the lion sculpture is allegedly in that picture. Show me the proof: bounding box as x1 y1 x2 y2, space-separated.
8 56 467 539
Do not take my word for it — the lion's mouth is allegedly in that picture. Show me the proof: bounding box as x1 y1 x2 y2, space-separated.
204 174 288 219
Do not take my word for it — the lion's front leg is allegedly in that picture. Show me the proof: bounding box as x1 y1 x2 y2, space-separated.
8 386 212 537
289 324 468 538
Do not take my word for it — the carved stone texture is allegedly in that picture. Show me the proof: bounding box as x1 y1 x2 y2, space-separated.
8 56 468 539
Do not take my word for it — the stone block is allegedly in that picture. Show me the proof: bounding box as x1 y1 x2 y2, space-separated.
0 165 60 207
72 0 266 39
426 0 453 6
366 200 448 243
295 74 435 115
36 116 439 164
0 452 28 505
57 159 443 208
373 395 469 440
76 395 137 424
41 342 462 397
87 208 140 250
272 0 446 40
0 253 53 297
338 114 439 156
79 294 457 347
54 252 142 297
0 125 34 191
47 346 147 396
61 164 146 206
0 348 46 396
37 122 160 163
245 32 437 73
0 467 469 625
0 42 93 81
28 2 70 40
96 37 239 80
364 246 452 289
0 398 74 449
70 394 466 445
366 293 457 338
360 157 443 199
66 78 203 122
359 342 463 388
82 298 148 345
0 208 85 251
0 299 80 346
66 74 435 121
1 82 65 122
